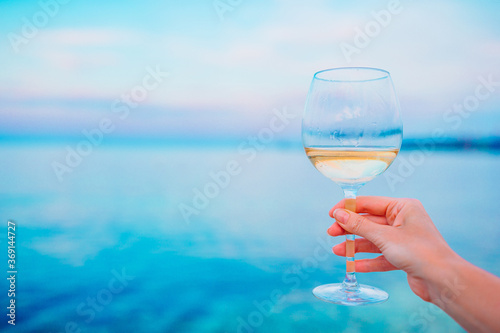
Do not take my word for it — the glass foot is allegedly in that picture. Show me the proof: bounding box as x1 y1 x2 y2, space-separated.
313 283 388 306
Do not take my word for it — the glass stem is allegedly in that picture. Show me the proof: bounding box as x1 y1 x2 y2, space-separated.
342 188 359 291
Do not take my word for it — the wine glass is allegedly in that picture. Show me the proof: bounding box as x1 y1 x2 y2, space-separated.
302 67 403 306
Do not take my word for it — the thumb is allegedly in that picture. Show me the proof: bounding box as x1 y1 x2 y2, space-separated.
333 209 387 244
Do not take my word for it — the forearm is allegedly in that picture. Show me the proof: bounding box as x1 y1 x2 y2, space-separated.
426 254 500 333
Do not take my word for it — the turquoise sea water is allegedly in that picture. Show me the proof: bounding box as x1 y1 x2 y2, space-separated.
0 142 499 332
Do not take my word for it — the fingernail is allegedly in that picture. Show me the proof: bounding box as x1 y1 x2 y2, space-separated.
333 209 349 224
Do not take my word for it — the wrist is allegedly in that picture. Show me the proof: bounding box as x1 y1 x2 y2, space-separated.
423 250 468 306
420 249 500 332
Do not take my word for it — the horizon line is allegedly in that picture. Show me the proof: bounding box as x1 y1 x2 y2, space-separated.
2 134 500 151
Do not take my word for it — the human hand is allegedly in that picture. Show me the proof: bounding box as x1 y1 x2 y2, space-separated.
327 196 459 302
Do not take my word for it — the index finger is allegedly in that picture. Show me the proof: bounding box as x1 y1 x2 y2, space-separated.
329 196 396 217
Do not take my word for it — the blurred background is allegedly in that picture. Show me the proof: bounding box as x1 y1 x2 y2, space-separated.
0 0 499 332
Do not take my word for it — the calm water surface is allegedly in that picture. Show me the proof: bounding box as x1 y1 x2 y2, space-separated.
0 143 499 332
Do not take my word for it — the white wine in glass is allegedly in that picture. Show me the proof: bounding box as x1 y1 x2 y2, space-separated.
302 67 403 306
305 147 399 186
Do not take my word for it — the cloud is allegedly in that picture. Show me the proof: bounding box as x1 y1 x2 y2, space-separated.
30 28 142 70
1 0 499 137
39 28 140 46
